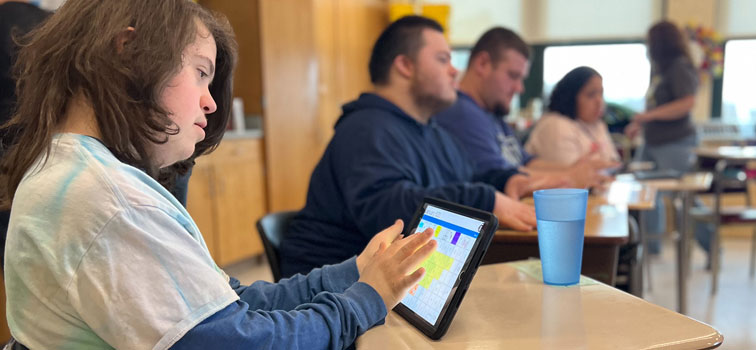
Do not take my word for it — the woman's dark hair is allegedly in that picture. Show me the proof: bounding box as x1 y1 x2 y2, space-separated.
647 20 692 72
547 66 601 120
0 0 238 209
369 15 444 85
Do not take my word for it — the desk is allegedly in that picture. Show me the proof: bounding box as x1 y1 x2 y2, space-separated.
595 180 658 295
617 172 713 314
485 199 628 286
597 180 657 210
694 147 756 295
357 262 723 349
696 146 756 161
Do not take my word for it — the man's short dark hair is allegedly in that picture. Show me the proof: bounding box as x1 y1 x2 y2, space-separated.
468 27 529 68
368 15 444 85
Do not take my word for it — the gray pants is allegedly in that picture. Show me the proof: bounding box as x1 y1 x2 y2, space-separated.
635 133 714 254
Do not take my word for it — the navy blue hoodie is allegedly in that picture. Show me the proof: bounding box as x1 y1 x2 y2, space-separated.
280 93 517 276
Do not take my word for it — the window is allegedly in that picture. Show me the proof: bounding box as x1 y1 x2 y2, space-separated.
451 48 471 73
721 39 756 124
543 43 650 112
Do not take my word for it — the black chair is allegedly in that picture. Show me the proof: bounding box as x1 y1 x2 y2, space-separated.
256 211 298 282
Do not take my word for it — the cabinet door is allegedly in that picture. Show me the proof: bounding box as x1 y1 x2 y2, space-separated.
0 269 9 343
187 162 220 261
213 139 267 266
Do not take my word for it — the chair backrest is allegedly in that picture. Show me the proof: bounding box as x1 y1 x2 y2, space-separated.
256 211 298 282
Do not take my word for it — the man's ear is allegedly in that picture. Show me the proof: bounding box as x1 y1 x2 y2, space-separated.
471 51 493 76
393 54 415 80
114 27 136 54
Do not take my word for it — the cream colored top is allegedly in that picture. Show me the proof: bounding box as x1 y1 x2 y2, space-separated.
357 261 723 350
525 112 620 166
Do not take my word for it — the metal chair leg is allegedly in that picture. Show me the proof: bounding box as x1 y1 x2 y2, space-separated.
639 211 652 292
710 159 727 295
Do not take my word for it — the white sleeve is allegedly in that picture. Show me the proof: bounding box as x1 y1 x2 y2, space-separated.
526 117 582 166
67 206 239 350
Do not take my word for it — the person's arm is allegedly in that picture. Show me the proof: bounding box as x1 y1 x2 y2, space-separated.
333 122 498 240
492 191 536 231
471 167 520 192
636 59 698 123
72 206 433 350
634 95 695 122
230 257 360 311
172 282 385 350
522 157 566 171
173 221 436 350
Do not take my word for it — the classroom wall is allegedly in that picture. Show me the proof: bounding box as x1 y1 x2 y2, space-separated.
260 0 388 212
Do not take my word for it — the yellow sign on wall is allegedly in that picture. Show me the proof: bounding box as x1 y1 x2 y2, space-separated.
388 2 451 41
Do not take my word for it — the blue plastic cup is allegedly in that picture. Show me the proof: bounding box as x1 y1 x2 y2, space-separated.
534 188 589 286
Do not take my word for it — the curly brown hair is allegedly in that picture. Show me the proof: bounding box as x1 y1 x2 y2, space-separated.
0 0 238 209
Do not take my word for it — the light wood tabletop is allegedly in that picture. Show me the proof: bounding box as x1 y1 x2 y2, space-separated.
594 179 658 210
486 199 629 285
695 146 756 161
616 172 713 192
616 171 713 314
357 261 724 350
497 198 629 245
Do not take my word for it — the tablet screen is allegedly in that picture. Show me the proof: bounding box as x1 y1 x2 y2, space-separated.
399 203 485 325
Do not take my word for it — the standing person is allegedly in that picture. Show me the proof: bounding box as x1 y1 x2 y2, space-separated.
526 66 620 166
434 27 614 190
625 20 713 259
281 17 538 277
1 1 436 349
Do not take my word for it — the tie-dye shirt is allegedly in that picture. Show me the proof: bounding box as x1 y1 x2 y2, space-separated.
5 133 239 349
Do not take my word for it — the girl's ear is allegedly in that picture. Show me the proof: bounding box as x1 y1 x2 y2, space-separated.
115 27 136 54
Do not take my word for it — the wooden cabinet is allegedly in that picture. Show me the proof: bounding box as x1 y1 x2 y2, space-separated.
187 137 267 267
0 270 9 343
199 0 388 213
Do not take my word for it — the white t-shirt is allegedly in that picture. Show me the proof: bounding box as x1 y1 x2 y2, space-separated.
525 112 620 166
5 134 239 349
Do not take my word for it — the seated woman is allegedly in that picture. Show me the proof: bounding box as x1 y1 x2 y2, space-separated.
1 1 435 349
525 66 620 167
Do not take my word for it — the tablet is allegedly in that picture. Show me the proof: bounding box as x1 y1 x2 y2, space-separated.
394 197 498 340
633 169 683 180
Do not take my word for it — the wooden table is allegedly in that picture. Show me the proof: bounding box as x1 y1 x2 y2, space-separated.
357 262 724 350
595 180 657 210
617 172 713 314
696 146 756 161
694 147 756 296
594 179 658 295
485 198 628 286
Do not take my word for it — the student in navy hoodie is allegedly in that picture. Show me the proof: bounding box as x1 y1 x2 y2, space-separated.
281 16 538 277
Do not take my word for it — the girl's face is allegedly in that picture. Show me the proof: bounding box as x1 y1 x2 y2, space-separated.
153 23 217 168
575 75 605 123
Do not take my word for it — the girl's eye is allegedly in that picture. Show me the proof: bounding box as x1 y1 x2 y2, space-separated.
198 69 208 78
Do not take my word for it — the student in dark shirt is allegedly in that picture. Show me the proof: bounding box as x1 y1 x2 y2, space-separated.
435 27 614 190
281 16 538 277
